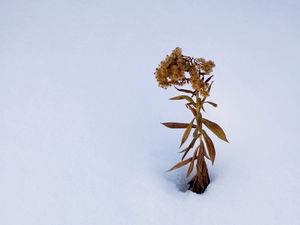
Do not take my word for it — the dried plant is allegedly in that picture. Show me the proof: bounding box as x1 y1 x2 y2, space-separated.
155 47 229 194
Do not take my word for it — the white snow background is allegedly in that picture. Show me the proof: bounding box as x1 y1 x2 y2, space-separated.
1 0 300 224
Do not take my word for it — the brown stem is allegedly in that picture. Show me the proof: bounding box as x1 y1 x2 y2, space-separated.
187 91 210 194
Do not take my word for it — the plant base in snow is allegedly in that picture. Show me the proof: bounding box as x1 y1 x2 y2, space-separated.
187 167 210 194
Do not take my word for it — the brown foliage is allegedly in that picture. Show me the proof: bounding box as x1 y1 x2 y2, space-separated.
156 48 228 194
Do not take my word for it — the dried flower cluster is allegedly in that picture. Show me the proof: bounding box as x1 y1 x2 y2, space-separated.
155 47 215 97
155 47 228 194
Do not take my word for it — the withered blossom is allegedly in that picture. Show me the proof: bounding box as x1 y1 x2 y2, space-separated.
155 47 215 98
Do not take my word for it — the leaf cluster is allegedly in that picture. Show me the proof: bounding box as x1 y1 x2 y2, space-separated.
163 96 228 177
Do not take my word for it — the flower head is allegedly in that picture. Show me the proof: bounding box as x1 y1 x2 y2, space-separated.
155 48 215 97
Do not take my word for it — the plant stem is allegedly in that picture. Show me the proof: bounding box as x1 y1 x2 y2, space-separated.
195 91 203 145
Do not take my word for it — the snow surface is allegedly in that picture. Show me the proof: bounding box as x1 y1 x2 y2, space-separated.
1 0 300 225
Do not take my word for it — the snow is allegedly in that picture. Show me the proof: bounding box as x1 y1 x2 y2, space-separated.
1 0 300 224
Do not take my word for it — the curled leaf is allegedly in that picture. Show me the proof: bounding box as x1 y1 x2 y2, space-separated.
202 118 229 143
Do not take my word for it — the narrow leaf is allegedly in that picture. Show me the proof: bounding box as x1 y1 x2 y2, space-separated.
174 86 194 94
207 81 214 93
205 75 213 83
196 143 204 173
169 95 196 105
181 133 199 160
202 118 229 143
205 101 218 107
187 148 198 177
200 140 210 160
180 136 196 153
201 105 206 112
161 122 196 129
204 150 210 160
168 157 193 172
180 118 195 147
202 130 216 164
187 105 197 116
192 127 199 138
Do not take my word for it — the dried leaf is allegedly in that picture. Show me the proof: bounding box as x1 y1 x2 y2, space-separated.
205 75 213 83
168 157 193 172
202 118 229 143
204 151 210 160
180 118 195 147
205 101 218 107
200 97 206 111
187 148 198 177
200 140 210 160
174 86 194 94
187 105 197 116
196 144 204 173
202 130 216 164
161 122 197 129
207 81 214 93
181 131 199 160
201 105 206 112
179 137 196 153
179 130 197 153
193 127 198 138
169 95 195 105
